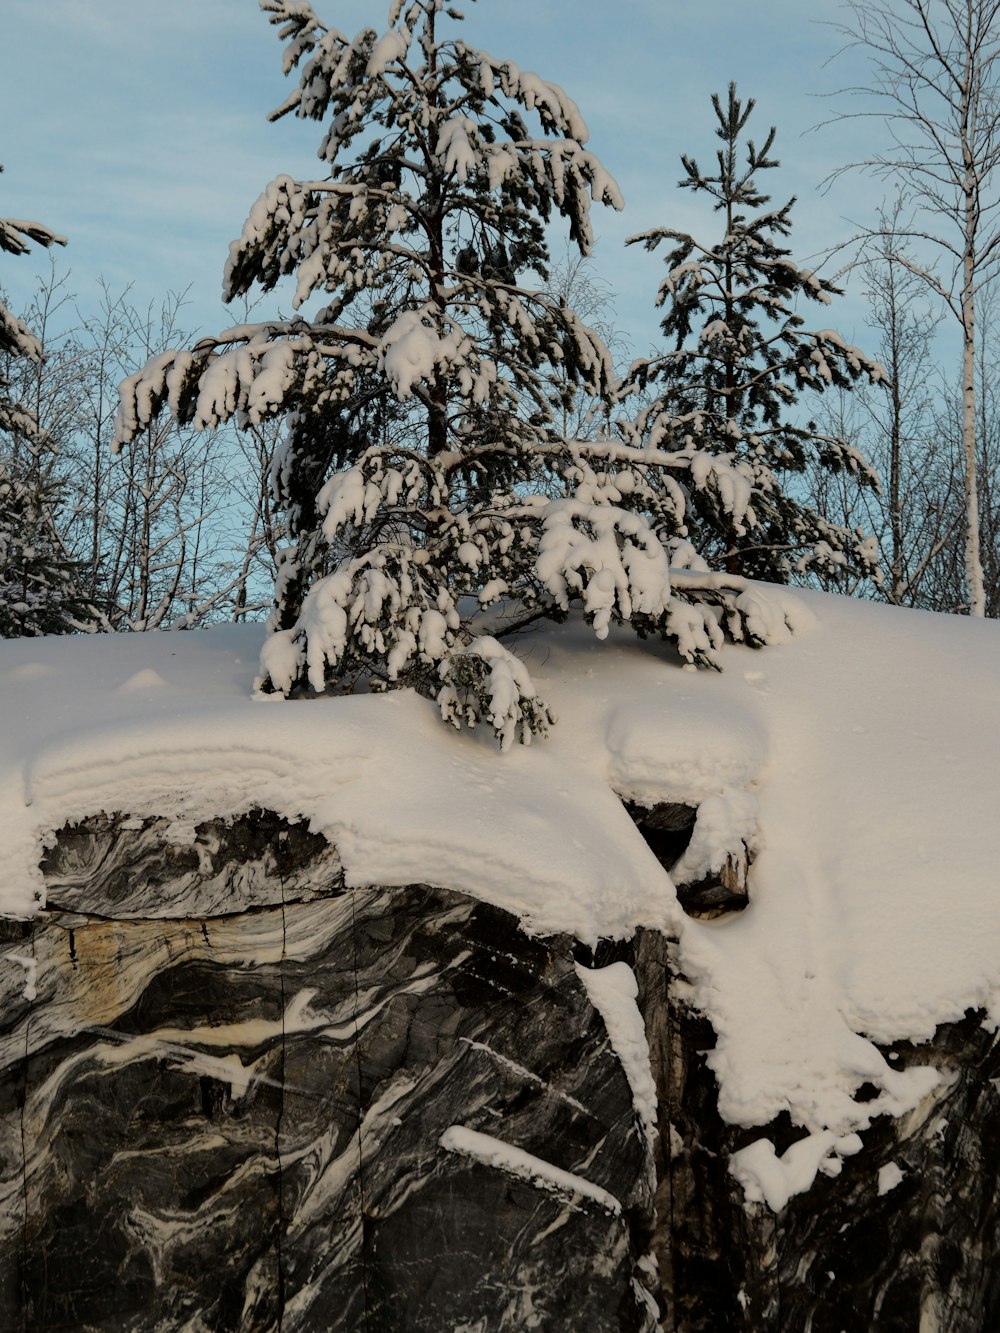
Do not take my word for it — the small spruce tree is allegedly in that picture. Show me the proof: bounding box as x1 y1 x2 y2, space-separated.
622 84 885 586
1 166 93 637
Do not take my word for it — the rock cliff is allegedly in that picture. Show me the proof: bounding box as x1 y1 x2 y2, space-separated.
1 812 655 1331
3 810 1000 1331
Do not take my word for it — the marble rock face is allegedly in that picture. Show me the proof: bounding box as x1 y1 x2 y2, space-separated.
5 809 1000 1332
0 811 656 1332
635 932 1000 1333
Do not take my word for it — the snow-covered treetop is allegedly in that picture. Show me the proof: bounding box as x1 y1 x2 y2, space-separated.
620 85 886 588
116 0 622 447
627 86 884 400
264 0 592 144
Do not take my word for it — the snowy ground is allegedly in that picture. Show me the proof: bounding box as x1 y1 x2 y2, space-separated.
1 586 998 1209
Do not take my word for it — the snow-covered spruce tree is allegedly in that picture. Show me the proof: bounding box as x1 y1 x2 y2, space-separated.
0 168 93 637
622 85 886 586
116 8 808 748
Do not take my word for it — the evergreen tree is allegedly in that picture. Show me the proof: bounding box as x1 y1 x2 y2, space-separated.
116 9 816 748
622 85 885 585
1 166 93 637
0 470 88 637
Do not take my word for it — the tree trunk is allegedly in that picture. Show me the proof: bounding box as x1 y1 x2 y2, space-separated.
962 240 986 617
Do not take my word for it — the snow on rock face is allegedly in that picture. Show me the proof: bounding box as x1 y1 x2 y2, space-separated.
576 961 657 1141
439 1126 622 1215
729 1129 866 1213
664 788 758 890
1 588 999 1211
877 1161 906 1196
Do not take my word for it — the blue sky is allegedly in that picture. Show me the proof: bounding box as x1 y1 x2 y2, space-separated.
3 0 882 359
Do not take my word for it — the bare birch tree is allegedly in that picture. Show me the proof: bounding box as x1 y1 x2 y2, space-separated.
0 169 101 635
828 0 1000 615
546 246 628 442
4 271 281 630
804 225 965 610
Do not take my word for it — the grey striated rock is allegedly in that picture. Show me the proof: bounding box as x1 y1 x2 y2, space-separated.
40 809 344 919
1 811 655 1332
3 809 1000 1331
634 931 1000 1333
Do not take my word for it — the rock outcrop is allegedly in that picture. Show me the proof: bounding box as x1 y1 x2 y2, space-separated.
2 810 1000 1331
635 931 1000 1333
0 812 655 1332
